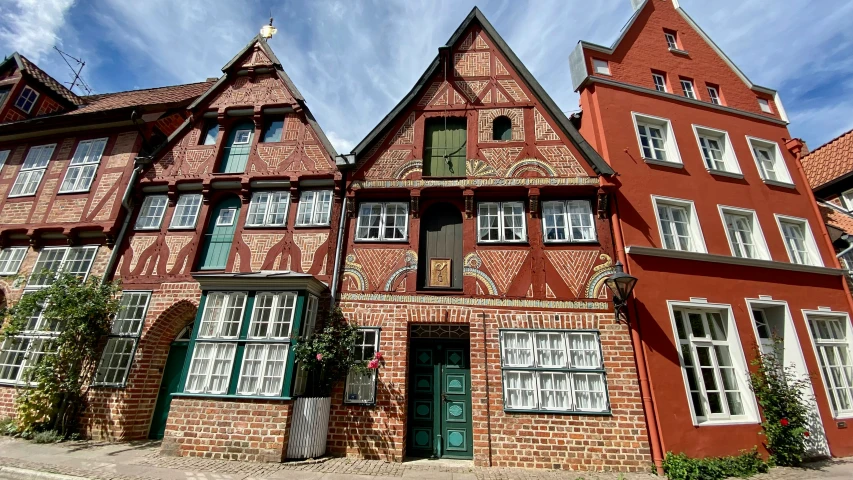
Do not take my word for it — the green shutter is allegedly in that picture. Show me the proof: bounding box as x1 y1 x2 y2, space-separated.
199 196 241 270
219 121 254 173
424 118 466 177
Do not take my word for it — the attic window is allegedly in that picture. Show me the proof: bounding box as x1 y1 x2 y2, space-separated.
592 58 610 76
492 116 512 141
758 98 773 114
201 120 219 145
262 117 284 143
14 86 38 114
664 32 678 50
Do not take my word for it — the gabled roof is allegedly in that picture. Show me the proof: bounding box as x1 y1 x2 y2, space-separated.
186 35 336 159
801 128 853 190
71 81 215 115
819 201 853 237
352 7 614 176
0 53 82 105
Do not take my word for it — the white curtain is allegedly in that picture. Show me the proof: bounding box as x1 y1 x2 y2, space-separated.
569 333 600 368
573 373 606 411
260 345 287 395
504 371 535 409
208 343 236 394
535 332 566 367
539 372 570 410
502 332 533 366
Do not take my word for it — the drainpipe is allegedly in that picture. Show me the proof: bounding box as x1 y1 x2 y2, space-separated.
100 159 147 285
608 186 664 474
329 169 349 307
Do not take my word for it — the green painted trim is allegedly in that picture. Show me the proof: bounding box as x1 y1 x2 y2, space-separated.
283 293 307 396
227 294 255 395
177 294 208 393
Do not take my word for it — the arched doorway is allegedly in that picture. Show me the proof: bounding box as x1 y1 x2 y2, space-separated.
149 323 193 440
418 203 463 290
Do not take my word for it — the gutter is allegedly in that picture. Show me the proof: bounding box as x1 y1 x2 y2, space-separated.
329 167 350 307
100 157 149 285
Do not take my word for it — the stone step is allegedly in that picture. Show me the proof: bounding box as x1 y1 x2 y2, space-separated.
0 467 89 480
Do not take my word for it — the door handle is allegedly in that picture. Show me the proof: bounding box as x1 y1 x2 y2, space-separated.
441 393 448 402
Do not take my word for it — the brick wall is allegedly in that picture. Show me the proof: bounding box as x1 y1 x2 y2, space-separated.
330 300 651 472
161 397 292 462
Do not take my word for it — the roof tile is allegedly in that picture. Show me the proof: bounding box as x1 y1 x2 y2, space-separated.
819 203 853 235
801 128 853 189
69 81 216 115
19 55 82 105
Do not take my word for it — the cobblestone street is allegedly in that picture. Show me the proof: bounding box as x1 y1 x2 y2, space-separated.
0 438 852 480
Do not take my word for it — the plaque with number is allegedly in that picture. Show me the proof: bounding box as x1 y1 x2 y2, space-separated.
429 258 451 287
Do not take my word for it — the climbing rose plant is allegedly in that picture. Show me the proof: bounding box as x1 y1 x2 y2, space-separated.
1 272 121 437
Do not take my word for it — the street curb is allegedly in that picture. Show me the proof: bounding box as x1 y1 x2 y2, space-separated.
0 466 89 480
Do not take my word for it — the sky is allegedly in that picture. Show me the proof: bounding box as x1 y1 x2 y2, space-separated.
1 0 851 154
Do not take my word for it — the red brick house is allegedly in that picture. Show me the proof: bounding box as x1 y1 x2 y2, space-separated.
571 0 853 465
331 8 650 470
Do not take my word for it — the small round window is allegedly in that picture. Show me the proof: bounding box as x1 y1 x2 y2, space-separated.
492 116 512 141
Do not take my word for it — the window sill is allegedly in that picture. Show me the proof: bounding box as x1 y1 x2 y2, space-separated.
643 158 683 169
172 392 293 401
57 189 92 195
6 194 35 199
504 408 612 416
92 383 128 389
343 401 376 407
416 289 463 295
708 169 744 179
294 223 331 228
763 179 796 189
354 239 409 243
477 241 529 246
134 227 162 232
244 225 287 229
693 418 761 427
168 226 199 231
668 47 690 56
543 240 599 245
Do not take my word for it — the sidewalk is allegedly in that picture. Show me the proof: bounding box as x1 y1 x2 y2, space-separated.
0 437 852 480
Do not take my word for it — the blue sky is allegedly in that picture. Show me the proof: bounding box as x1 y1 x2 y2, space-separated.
1 0 851 153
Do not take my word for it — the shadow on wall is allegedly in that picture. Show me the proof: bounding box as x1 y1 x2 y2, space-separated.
332 379 405 462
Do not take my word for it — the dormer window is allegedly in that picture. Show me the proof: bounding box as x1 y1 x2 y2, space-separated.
592 58 610 76
492 116 512 141
758 98 773 114
664 31 678 49
14 86 38 114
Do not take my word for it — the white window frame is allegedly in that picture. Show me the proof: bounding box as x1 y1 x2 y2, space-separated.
10 144 55 197
0 247 28 275
803 310 853 418
27 245 99 288
344 328 381 405
631 112 682 166
168 194 203 229
707 86 721 105
355 201 409 242
652 73 667 92
591 58 610 76
499 329 610 413
541 200 596 243
747 136 794 187
691 125 741 177
93 291 152 386
477 201 526 243
295 190 333 226
668 300 759 425
0 335 54 385
718 205 771 261
233 129 252 144
246 292 297 340
245 191 290 227
184 342 237 395
664 32 678 50
774 214 823 267
0 150 9 172
14 86 38 113
236 343 289 396
841 189 853 211
758 98 772 113
59 138 108 193
135 195 168 230
651 195 707 253
196 292 247 340
680 79 696 99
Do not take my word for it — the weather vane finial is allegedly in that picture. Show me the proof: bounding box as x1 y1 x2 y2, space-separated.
260 15 277 39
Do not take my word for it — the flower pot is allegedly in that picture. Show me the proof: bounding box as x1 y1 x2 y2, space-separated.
286 396 331 459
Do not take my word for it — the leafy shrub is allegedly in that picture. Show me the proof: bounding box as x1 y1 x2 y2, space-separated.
31 429 62 444
0 417 18 436
292 307 365 396
662 449 768 480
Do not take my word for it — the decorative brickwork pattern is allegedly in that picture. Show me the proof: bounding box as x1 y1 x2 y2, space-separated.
494 88 508 104
455 80 488 103
536 145 587 176
545 249 599 298
292 232 328 273
495 58 510 76
534 108 559 141
87 173 122 218
283 113 300 141
303 144 331 170
454 52 490 77
105 132 138 169
256 145 296 170
210 74 295 108
477 249 528 295
480 147 522 176
391 114 415 146
478 108 524 143
128 236 157 273
365 149 411 179
93 189 118 222
497 79 529 102
242 234 283 271
35 96 62 116
240 47 274 68
182 148 215 175
164 235 193 273
353 248 407 290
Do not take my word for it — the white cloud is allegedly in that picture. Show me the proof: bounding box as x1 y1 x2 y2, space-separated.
325 131 354 154
0 0 75 63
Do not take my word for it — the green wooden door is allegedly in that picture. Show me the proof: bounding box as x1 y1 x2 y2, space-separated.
424 118 466 177
199 196 240 270
149 341 188 439
419 204 463 289
407 340 472 459
219 121 254 173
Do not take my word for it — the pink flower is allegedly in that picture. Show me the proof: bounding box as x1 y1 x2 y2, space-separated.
780 418 789 427
804 431 810 438
375 352 383 360
316 353 323 361
367 359 380 369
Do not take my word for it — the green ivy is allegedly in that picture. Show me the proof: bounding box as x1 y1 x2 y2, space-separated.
1 272 120 437
662 449 768 480
292 307 366 397
750 344 810 466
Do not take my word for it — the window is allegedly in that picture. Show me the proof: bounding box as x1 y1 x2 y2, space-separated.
59 138 108 193
10 144 55 197
14 86 38 113
776 215 822 266
344 328 380 404
680 79 696 99
0 150 9 171
0 247 27 275
542 200 595 242
246 191 289 227
747 137 793 186
592 58 610 75
664 32 678 50
492 116 512 141
652 73 667 92
500 330 609 413
135 195 168 230
842 190 853 211
27 246 98 288
94 292 151 386
720 207 769 260
236 292 297 396
355 202 409 241
262 117 284 142
806 314 853 416
201 120 219 145
671 305 756 424
301 295 319 337
751 309 775 357
216 208 237 226
707 86 721 105
185 292 246 394
219 121 254 173
478 202 525 243
758 98 772 113
632 113 681 165
169 194 203 229
424 118 466 177
653 196 706 252
295 190 333 226
692 126 740 175
0 87 9 106
0 335 53 384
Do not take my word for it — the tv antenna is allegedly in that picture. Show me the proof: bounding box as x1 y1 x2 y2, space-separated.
53 46 93 95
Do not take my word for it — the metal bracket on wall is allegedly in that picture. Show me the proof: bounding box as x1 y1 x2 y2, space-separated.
464 189 474 219
597 190 609 219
